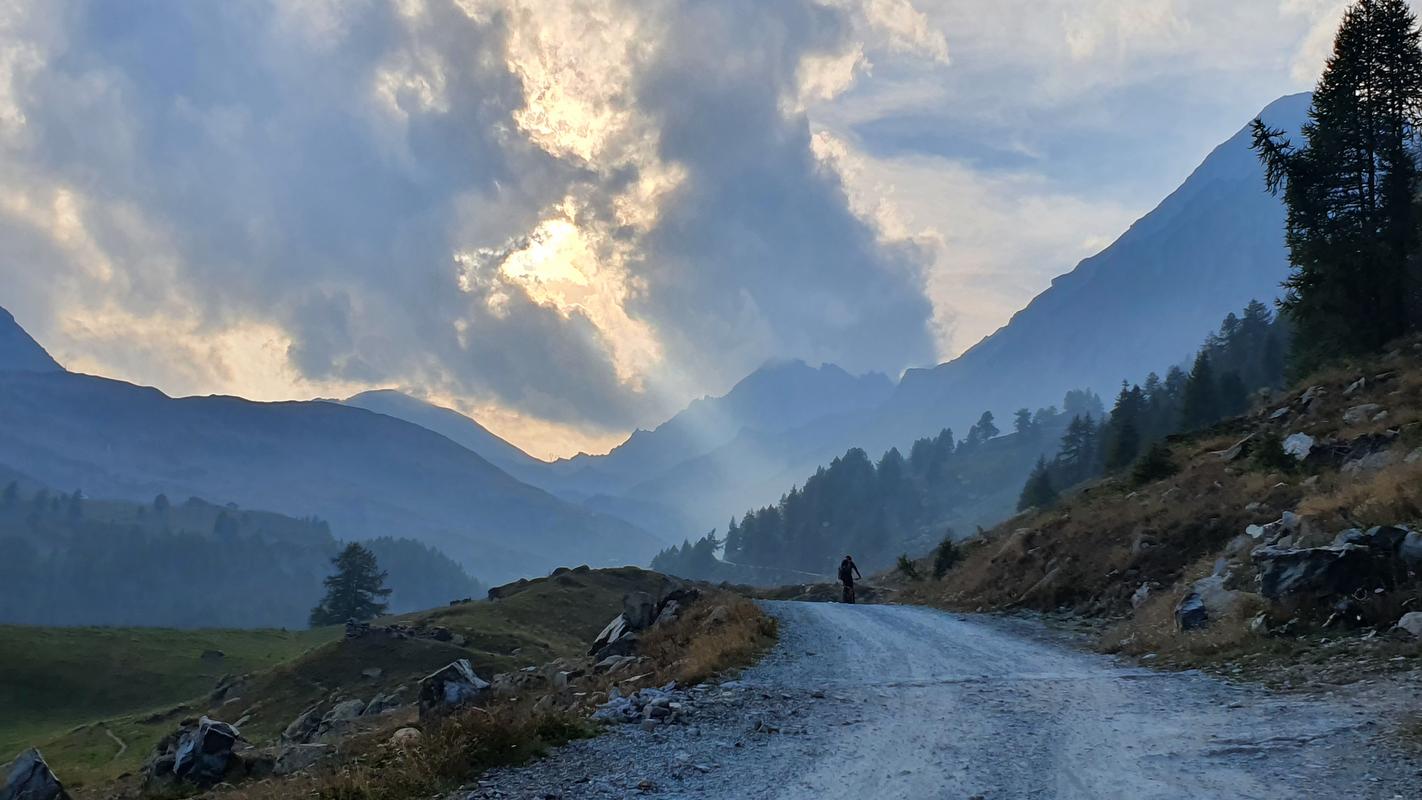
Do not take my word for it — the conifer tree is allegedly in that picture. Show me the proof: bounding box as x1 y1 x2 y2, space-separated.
1180 351 1219 430
1253 0 1422 365
310 543 391 626
1017 456 1057 511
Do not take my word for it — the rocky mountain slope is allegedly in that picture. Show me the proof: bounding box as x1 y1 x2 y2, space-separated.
0 310 660 583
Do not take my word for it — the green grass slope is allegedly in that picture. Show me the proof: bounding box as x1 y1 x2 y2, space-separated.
0 626 337 779
4 567 675 793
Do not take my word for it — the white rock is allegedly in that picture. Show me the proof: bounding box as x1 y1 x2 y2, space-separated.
1394 612 1422 639
1282 433 1314 460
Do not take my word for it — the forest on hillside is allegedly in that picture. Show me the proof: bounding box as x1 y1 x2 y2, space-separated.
0 483 481 628
652 300 1289 583
652 389 1106 579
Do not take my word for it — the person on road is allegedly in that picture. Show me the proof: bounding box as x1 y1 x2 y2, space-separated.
838 555 862 603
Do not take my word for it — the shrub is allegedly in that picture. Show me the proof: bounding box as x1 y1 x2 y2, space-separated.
932 536 959 580
1250 430 1296 473
1130 443 1179 486
896 553 921 581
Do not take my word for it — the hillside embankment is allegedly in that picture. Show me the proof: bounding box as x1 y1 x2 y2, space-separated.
0 567 775 800
894 339 1422 695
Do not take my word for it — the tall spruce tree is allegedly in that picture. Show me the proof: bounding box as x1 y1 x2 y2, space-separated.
1017 456 1057 511
1253 0 1422 366
1180 351 1219 430
310 542 392 626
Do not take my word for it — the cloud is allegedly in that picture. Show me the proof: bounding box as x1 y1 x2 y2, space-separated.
0 0 941 455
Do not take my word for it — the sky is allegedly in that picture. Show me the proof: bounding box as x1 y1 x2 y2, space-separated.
0 0 1360 459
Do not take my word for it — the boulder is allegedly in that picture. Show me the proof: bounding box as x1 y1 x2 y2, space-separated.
365 687 407 716
272 743 332 776
1343 403 1384 425
155 717 241 788
622 592 657 630
1130 583 1153 609
594 633 639 660
1394 612 1422 638
418 659 490 716
1174 575 1243 631
281 707 321 744
589 614 629 656
1282 433 1314 460
1174 593 1208 631
1400 531 1422 567
2 748 69 800
1251 544 1389 600
323 699 366 724
389 728 423 749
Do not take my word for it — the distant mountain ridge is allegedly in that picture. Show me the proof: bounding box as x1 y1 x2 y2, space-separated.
342 389 549 484
0 308 61 373
0 311 661 583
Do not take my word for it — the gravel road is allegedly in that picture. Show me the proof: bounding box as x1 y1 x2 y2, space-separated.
465 601 1421 799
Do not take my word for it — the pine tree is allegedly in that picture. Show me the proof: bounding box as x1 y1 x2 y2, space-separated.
1180 351 1219 430
1017 456 1058 511
309 543 392 626
1253 0 1422 366
1013 408 1034 436
1217 371 1249 418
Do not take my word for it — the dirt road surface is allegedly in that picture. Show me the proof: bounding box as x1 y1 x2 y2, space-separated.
466 601 1421 799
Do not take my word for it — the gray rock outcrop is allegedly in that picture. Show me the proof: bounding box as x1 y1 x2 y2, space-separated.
1 748 69 800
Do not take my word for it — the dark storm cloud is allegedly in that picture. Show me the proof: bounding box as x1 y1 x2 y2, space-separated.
0 0 937 435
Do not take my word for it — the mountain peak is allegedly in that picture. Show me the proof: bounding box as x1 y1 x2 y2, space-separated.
0 306 62 373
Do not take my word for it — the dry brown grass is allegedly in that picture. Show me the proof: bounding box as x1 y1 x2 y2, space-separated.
1296 459 1422 528
181 590 776 800
215 705 591 800
637 593 778 686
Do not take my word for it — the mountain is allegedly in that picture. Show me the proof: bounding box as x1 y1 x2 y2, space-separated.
342 389 548 484
870 93 1310 450
0 307 61 372
0 311 660 582
584 93 1312 538
546 359 895 497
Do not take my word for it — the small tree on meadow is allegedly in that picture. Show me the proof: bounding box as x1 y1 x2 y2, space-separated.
1131 443 1179 486
310 542 392 626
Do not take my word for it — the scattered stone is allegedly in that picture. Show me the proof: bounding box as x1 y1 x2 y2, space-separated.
200 649 225 663
1344 377 1366 396
418 659 490 717
389 728 423 749
706 606 731 627
360 667 383 680
2 748 69 800
590 614 629 655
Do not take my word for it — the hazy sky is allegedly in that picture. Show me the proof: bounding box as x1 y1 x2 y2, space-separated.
0 0 1357 458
